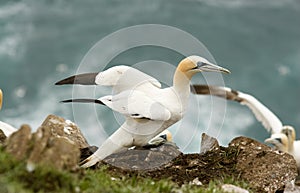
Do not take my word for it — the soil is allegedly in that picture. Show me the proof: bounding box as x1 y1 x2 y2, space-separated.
117 146 239 185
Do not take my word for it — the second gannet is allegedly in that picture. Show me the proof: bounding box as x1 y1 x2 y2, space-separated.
191 84 300 169
146 129 173 147
56 56 230 168
0 89 17 137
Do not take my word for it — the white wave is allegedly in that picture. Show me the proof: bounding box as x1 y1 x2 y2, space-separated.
189 0 298 8
0 35 22 58
0 2 29 19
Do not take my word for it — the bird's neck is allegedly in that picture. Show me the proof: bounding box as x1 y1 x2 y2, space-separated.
173 69 192 104
288 141 295 154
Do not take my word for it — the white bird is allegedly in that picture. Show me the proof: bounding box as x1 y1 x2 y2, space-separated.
56 56 230 168
146 129 173 147
0 89 17 137
191 84 300 170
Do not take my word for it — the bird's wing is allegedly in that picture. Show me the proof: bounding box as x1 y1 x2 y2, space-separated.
100 90 171 121
0 121 17 137
55 65 161 93
191 85 283 134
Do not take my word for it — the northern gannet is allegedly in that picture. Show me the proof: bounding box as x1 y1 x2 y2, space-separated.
191 84 300 169
56 56 230 168
0 89 17 137
146 129 173 147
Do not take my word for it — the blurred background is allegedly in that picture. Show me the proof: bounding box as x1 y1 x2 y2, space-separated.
0 0 299 152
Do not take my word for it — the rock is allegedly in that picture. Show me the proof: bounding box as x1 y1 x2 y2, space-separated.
4 115 85 170
229 136 298 193
41 114 89 148
26 126 80 171
31 137 79 171
101 143 181 171
189 177 203 186
0 129 6 145
5 125 32 160
222 184 249 193
106 135 297 193
200 133 220 154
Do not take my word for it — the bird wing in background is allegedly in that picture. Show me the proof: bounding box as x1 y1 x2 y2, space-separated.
0 121 17 137
191 85 283 134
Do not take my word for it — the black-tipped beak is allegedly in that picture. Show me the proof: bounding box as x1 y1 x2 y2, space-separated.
55 73 99 85
61 98 105 105
197 62 231 74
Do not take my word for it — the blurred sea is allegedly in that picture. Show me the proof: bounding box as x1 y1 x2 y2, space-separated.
0 0 299 153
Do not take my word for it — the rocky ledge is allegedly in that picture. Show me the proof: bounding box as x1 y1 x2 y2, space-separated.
0 114 299 193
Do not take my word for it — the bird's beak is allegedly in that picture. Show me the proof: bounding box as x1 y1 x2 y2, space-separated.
198 62 231 74
55 73 98 85
264 137 282 145
264 137 275 144
0 89 3 110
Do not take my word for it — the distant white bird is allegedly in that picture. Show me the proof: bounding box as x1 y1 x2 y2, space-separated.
0 89 17 137
191 84 300 169
56 56 230 168
146 129 173 147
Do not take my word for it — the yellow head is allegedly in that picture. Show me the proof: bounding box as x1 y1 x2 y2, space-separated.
160 129 173 142
0 89 2 110
281 125 296 141
177 55 230 79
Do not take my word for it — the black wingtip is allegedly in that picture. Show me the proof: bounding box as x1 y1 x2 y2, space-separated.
190 84 210 94
55 73 99 85
60 98 105 105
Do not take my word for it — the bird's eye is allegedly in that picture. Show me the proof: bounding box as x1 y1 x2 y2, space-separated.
275 138 282 143
197 61 208 68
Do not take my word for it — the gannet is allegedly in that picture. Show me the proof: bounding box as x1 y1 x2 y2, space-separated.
56 56 230 168
146 129 173 147
0 89 17 137
191 84 300 169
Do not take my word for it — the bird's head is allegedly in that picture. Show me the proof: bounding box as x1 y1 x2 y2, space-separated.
160 130 173 142
265 133 289 152
0 89 2 110
177 55 230 79
281 125 296 141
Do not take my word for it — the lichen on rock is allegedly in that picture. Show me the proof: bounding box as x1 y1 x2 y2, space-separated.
3 115 89 171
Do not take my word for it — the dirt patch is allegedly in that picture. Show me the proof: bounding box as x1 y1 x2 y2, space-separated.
103 146 239 185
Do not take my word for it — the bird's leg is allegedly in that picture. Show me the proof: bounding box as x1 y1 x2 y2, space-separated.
80 125 133 168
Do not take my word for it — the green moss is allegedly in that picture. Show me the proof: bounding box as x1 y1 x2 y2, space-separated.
0 147 251 193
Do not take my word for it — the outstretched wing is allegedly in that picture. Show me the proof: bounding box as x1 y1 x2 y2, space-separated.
0 121 17 137
191 85 283 134
55 65 161 93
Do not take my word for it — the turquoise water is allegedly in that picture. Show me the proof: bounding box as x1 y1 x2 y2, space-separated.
0 0 299 152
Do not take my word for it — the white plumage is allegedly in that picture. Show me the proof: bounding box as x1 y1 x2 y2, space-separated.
0 89 17 137
56 56 230 167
